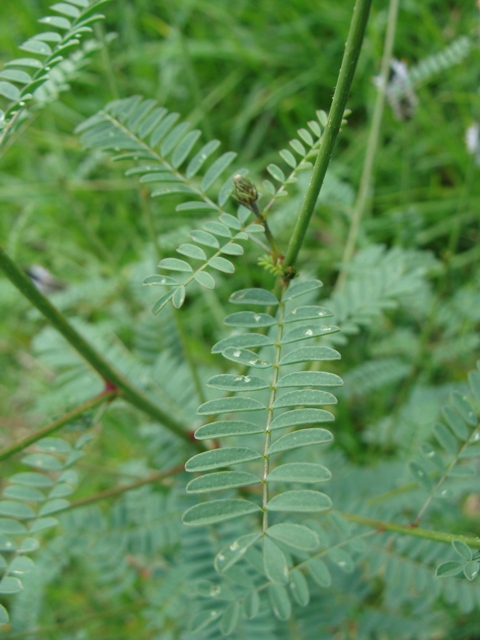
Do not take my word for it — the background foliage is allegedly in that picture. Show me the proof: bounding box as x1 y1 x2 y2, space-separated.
0 0 480 638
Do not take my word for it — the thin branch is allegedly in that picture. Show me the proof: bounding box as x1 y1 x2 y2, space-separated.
335 0 401 291
0 245 204 451
339 510 480 548
283 0 372 271
0 391 116 462
60 464 185 513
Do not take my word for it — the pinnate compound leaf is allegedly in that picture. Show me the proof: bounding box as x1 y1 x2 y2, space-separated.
177 243 207 260
436 561 464 578
20 454 63 471
284 279 323 299
409 462 433 490
197 397 266 415
220 601 240 636
201 151 237 191
269 408 334 430
452 391 477 426
182 499 261 526
0 577 23 595
222 347 272 368
207 374 270 391
38 499 69 516
0 603 8 624
215 532 261 573
264 537 289 584
463 561 480 581
267 523 319 551
190 229 219 248
272 389 337 408
452 540 473 560
36 437 71 453
433 422 457 453
203 221 231 238
151 290 174 314
267 428 333 454
3 486 45 502
328 548 355 573
224 311 276 328
277 371 343 388
186 471 260 493
280 346 340 366
172 285 186 309
208 256 235 274
220 242 244 256
307 558 332 586
172 129 201 169
212 333 273 353
243 590 260 618
230 288 279 306
29 517 58 533
281 324 339 344
443 405 469 439
195 420 264 439
143 275 178 286
185 447 262 472
0 502 35 519
267 164 286 182
284 305 333 323
158 257 192 273
9 556 35 575
186 139 221 178
267 462 331 484
0 81 21 102
193 271 216 289
266 490 332 512
176 201 217 211
289 569 310 606
269 584 291 621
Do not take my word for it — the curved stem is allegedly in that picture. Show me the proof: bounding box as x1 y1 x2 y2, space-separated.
339 510 480 548
0 391 116 462
0 245 204 450
283 0 372 271
335 0 401 291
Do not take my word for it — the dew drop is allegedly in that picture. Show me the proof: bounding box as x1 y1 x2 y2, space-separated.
291 309 297 315
230 541 239 551
234 376 242 381
210 586 220 596
244 376 251 383
305 329 313 336
217 554 225 562
253 314 261 322
233 350 241 358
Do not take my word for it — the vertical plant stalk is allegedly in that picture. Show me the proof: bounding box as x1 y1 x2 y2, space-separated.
335 0 400 291
0 390 116 462
262 299 285 533
283 0 372 271
0 245 203 450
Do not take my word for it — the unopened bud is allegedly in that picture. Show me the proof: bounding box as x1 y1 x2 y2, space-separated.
233 174 258 210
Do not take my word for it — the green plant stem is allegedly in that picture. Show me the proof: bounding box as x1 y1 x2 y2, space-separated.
1 601 148 640
283 0 372 271
60 464 185 514
339 510 480 548
336 0 400 291
0 245 204 450
0 391 116 462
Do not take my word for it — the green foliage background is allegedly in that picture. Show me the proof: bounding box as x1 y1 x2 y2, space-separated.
0 0 480 638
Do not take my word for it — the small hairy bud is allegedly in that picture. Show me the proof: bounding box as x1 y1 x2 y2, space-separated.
233 174 258 209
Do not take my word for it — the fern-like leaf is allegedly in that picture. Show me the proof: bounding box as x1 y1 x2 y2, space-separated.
182 278 343 623
0 0 109 146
